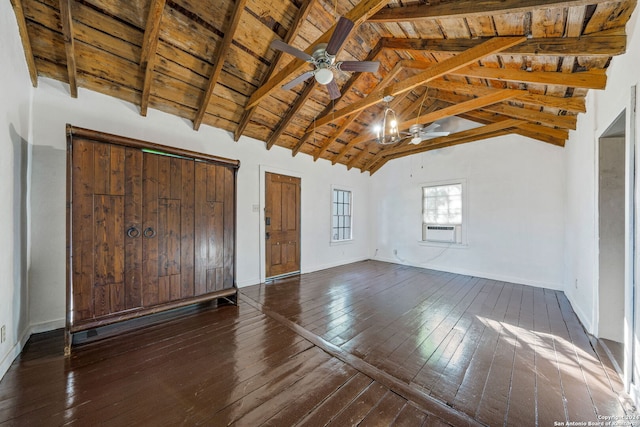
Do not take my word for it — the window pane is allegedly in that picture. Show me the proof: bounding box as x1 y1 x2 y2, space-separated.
422 183 462 225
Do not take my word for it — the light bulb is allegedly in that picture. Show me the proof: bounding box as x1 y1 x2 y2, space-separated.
314 68 334 85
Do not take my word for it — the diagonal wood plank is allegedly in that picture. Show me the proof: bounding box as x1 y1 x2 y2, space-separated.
369 0 616 22
314 37 526 128
59 0 78 98
139 0 166 117
234 0 316 142
9 0 38 87
244 0 389 110
193 0 249 131
379 29 627 57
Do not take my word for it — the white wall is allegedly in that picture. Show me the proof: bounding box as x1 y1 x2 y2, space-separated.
369 133 566 289
564 7 640 335
27 77 372 328
0 3 34 379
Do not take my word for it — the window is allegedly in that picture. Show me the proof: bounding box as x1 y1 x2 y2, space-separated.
332 188 352 242
422 182 464 244
423 183 462 225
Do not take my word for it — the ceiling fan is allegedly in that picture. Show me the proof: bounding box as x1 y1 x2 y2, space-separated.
270 17 381 100
407 123 450 144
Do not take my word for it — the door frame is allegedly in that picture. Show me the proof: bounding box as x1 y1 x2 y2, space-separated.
259 165 303 283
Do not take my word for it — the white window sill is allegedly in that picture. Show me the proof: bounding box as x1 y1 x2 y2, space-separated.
330 239 354 246
418 240 468 249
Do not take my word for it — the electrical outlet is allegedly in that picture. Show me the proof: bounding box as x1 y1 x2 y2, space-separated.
393 249 398 255
1 325 5 343
575 278 578 289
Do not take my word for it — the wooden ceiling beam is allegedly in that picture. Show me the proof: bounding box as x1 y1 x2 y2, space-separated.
314 36 526 128
360 92 520 171
10 0 38 87
428 89 577 130
379 29 626 57
369 0 616 23
194 0 249 130
139 0 166 117
266 81 317 149
451 66 607 90
367 119 525 174
234 0 316 142
59 0 78 98
460 111 567 145
396 89 521 131
422 78 586 113
245 0 389 110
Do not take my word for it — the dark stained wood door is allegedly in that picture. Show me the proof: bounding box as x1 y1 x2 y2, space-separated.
265 172 301 278
141 152 195 306
72 139 143 321
71 140 237 326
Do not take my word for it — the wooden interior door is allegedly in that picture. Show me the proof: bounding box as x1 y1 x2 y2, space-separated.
265 172 301 278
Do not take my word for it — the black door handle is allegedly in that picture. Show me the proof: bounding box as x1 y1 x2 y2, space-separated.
266 232 270 240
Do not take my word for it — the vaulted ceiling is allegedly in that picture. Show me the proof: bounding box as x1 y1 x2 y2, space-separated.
10 0 637 174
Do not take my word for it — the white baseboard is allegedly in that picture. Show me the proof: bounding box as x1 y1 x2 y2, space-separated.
564 291 593 334
372 256 564 291
301 256 370 276
0 318 65 381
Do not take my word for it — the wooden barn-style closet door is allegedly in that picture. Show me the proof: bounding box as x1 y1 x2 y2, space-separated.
67 125 239 353
71 139 144 322
265 172 301 279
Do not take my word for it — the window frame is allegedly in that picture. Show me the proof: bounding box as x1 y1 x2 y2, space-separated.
420 179 467 246
330 185 354 244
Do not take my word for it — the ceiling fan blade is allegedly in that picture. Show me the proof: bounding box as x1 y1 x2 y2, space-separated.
282 71 315 90
326 16 354 56
326 79 341 100
421 131 451 139
271 39 314 62
338 61 381 73
422 123 441 132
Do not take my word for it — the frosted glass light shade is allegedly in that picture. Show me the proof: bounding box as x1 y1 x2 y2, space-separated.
314 68 334 85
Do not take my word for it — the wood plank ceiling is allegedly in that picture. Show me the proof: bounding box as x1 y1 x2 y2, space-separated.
10 0 637 174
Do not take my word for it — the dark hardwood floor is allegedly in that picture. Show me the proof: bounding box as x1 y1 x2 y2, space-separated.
0 261 636 426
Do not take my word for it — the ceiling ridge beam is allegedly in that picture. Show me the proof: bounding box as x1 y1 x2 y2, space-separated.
193 0 249 131
234 0 316 142
266 81 317 150
10 0 38 87
379 30 627 57
369 0 616 23
245 0 389 110
59 0 78 98
139 0 166 117
314 36 526 128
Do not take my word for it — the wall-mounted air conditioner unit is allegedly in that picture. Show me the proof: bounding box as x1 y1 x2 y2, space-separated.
423 224 457 243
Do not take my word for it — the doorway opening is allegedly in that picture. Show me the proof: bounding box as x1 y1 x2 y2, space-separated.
598 111 627 372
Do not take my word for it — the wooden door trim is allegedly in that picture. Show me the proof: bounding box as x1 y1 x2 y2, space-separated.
259 166 302 283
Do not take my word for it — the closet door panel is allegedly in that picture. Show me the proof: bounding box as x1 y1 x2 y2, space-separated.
180 160 195 298
124 148 143 310
223 166 235 290
142 153 159 307
71 139 95 322
195 163 227 295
